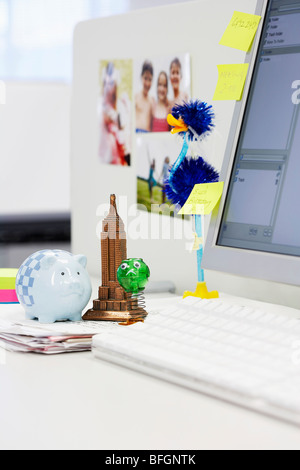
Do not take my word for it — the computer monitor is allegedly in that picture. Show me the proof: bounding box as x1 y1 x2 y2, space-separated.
203 0 300 294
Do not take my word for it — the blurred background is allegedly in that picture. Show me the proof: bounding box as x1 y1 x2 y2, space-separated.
0 0 190 268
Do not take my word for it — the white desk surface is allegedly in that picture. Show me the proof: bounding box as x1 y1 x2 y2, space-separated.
0 292 300 450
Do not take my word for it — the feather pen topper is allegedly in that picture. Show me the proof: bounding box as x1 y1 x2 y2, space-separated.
167 99 215 140
164 154 219 208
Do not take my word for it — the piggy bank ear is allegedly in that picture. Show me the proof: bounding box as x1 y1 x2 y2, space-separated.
40 254 57 270
74 254 87 268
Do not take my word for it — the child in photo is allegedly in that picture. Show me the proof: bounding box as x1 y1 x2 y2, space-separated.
135 60 155 132
169 57 189 109
161 156 171 203
148 159 157 203
99 62 129 166
151 71 170 133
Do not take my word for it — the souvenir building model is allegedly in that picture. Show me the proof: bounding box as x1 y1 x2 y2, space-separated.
83 195 148 322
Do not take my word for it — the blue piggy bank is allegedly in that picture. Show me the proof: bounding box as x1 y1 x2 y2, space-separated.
16 250 92 324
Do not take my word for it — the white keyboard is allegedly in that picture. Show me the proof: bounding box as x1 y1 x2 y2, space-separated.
92 297 300 426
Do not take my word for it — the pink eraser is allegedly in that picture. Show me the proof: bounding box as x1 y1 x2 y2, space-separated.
0 290 19 303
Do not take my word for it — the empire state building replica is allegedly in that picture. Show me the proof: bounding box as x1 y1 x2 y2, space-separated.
83 194 147 322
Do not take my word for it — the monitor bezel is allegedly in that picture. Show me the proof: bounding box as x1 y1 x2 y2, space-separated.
202 0 300 287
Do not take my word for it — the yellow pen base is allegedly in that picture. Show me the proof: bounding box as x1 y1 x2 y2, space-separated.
183 282 219 300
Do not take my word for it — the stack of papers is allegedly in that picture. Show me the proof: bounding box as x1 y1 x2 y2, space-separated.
0 304 117 354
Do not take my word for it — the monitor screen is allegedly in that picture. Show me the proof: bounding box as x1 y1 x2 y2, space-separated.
217 0 300 258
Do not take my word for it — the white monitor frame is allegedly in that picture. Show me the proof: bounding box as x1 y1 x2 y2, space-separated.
202 0 300 288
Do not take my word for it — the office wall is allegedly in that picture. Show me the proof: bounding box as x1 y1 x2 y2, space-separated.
71 0 257 293
0 83 72 268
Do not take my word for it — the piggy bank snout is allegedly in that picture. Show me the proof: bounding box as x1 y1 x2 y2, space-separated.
64 277 85 295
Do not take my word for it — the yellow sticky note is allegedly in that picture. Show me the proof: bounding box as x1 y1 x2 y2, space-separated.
178 182 224 215
213 63 249 101
220 11 261 52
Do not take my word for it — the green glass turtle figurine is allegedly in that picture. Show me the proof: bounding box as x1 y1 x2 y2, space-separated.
117 258 150 294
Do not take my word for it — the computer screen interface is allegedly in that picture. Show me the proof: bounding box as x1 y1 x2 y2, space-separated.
217 0 300 258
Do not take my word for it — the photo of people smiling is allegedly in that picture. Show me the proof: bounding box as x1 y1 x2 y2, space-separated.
135 53 191 212
135 54 191 134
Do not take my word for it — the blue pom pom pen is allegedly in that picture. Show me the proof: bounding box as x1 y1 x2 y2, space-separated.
166 100 220 300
